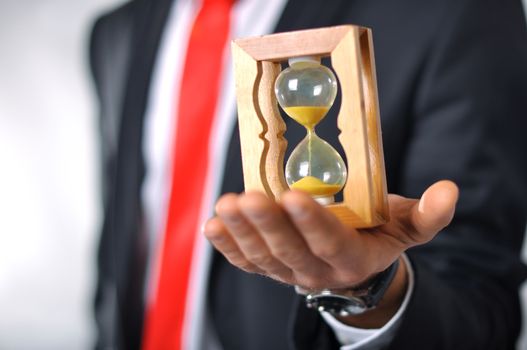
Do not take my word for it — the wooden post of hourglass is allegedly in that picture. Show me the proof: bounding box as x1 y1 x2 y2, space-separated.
232 25 389 228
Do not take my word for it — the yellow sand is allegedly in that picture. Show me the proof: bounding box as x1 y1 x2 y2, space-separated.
284 106 329 129
290 176 342 197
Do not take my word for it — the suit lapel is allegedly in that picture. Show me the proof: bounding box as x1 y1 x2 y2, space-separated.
112 0 174 348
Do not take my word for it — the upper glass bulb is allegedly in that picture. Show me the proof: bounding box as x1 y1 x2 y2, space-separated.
274 56 347 204
275 56 338 124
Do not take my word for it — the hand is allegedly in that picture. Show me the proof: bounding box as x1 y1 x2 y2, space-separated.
203 180 458 327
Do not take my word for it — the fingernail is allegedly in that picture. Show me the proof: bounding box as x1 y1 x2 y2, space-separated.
418 193 427 214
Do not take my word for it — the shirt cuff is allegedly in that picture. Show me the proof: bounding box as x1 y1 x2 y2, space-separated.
321 254 414 350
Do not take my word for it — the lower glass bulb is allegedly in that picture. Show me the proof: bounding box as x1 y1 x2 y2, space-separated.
285 132 347 203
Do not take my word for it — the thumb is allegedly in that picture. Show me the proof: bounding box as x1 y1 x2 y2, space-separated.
410 180 459 244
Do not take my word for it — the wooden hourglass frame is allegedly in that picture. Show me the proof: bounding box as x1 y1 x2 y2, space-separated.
232 25 389 228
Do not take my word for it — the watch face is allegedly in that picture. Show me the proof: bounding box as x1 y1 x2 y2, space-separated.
306 294 368 316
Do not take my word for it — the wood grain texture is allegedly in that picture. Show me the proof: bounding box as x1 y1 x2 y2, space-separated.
326 204 369 227
259 61 288 199
232 42 271 194
234 26 352 62
232 26 389 228
360 29 390 222
332 27 375 225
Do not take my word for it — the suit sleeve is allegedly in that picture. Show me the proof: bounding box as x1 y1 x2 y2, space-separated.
391 0 527 348
88 4 134 349
292 0 527 349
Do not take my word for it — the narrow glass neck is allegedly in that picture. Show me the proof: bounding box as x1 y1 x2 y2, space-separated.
305 126 317 135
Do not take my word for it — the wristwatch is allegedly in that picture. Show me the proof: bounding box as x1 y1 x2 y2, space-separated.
295 260 399 317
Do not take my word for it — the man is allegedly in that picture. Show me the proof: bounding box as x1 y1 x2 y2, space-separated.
90 0 527 348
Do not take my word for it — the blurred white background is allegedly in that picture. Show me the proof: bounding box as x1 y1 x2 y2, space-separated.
0 0 526 349
0 0 123 348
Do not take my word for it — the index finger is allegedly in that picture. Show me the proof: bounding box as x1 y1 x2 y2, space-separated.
280 191 369 275
239 191 330 275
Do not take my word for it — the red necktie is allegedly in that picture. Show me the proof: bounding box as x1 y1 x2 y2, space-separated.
142 0 232 349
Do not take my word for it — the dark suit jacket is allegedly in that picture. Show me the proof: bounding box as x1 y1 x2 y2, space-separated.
89 0 527 349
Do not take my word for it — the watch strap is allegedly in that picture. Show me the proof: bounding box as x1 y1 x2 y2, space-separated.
296 259 400 316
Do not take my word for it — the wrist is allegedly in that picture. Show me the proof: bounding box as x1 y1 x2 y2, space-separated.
337 256 408 328
296 257 404 320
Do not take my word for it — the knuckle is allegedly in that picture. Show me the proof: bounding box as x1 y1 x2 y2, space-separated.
247 253 275 267
298 276 327 291
267 266 292 281
395 221 420 246
237 261 257 273
231 227 251 239
226 255 253 271
272 247 305 265
220 246 241 258
312 241 344 261
333 270 361 286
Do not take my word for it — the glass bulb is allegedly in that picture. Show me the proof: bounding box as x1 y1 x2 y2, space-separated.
285 133 347 197
275 57 337 113
275 56 347 204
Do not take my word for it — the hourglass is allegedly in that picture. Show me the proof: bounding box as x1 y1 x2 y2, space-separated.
275 56 346 205
232 25 389 228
